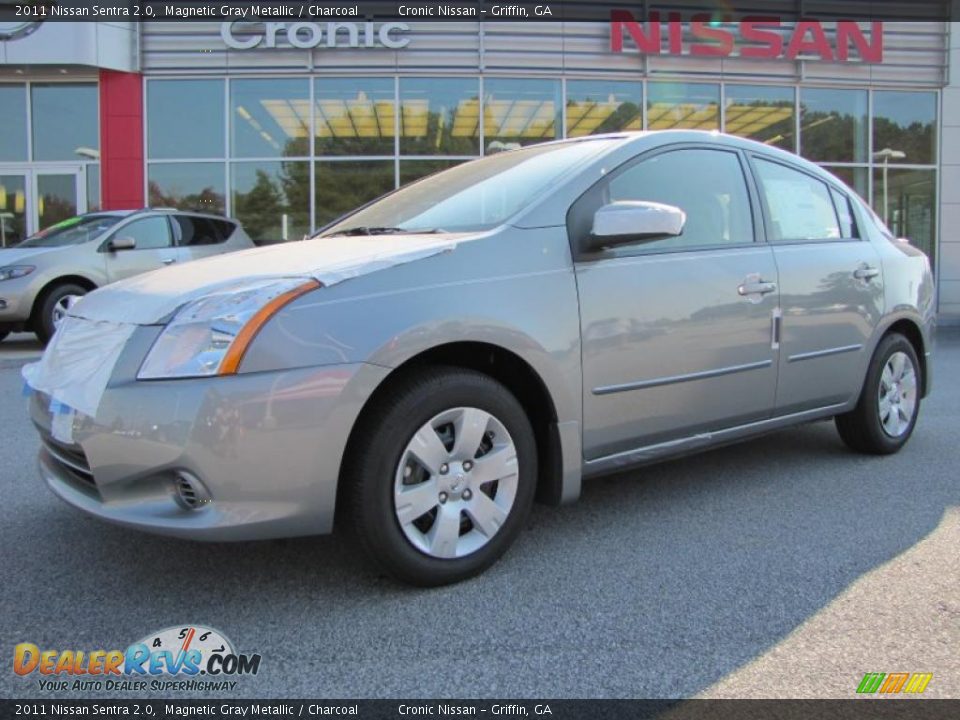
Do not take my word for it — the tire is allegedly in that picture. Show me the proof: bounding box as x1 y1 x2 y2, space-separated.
835 333 922 455
35 283 88 344
345 366 537 586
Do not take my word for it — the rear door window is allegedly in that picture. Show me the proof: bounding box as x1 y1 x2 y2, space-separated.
753 158 842 242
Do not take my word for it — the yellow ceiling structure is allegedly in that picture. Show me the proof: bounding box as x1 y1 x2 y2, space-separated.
238 94 796 144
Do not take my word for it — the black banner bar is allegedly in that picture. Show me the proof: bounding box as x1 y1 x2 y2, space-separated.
4 700 960 720
0 0 952 23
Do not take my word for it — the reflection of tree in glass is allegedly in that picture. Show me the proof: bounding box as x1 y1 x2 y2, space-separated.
233 170 284 241
148 181 224 215
873 118 934 165
800 111 863 162
315 163 394 228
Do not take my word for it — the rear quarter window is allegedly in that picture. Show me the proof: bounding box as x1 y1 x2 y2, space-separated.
175 216 234 246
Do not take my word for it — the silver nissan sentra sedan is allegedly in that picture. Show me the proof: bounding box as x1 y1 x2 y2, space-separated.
23 131 934 586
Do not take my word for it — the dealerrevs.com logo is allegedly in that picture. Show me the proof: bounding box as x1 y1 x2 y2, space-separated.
13 625 262 693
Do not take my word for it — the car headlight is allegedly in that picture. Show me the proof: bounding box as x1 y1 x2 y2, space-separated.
137 277 319 380
0 265 35 281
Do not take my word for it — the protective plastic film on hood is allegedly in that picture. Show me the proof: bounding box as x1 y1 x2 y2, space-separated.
68 234 464 326
22 315 135 421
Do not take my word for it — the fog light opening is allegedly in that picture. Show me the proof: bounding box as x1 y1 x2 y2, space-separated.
173 471 211 510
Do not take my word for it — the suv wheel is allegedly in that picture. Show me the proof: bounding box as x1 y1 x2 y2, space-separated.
35 283 88 344
346 367 537 586
835 333 922 455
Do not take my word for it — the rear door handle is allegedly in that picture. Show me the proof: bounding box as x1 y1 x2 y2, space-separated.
853 265 880 281
162 258 176 265
738 277 777 296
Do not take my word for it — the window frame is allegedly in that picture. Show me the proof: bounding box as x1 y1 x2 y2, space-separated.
746 153 863 246
568 142 763 262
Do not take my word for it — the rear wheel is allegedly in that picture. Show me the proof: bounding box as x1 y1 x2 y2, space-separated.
35 283 87 344
835 333 921 455
346 367 537 586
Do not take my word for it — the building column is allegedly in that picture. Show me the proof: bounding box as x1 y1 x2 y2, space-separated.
99 69 144 210
938 22 960 324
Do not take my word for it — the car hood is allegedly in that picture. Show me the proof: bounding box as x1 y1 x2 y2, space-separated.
0 246 64 265
69 232 474 326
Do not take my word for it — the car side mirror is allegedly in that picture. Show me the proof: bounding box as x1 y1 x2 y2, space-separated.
586 201 686 251
108 236 137 251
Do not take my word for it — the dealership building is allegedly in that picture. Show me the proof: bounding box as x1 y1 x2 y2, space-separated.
1 12 960 322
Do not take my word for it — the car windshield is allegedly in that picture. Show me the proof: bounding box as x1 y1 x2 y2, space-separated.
319 139 619 236
19 214 123 248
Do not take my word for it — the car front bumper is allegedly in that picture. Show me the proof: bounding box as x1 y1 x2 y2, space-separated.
28 344 389 541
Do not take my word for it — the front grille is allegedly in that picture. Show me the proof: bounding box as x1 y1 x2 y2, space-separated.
40 433 96 489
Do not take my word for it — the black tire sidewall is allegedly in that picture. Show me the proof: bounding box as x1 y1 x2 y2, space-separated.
857 334 922 453
37 283 87 343
352 369 537 586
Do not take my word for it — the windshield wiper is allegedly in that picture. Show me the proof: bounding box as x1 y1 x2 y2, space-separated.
327 226 444 237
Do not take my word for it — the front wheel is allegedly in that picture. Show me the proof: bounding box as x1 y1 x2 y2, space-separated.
346 367 537 586
35 283 88 344
835 333 922 455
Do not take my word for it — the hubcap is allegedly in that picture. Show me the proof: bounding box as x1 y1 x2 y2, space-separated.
51 294 83 329
393 407 519 559
877 351 918 438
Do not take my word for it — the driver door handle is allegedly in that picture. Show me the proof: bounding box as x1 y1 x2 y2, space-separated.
853 265 880 281
162 258 177 265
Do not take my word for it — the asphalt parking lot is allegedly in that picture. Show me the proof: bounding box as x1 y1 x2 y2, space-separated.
1 330 957 700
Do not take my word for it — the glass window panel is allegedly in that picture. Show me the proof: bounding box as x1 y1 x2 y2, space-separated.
873 168 936 262
148 80 225 159
754 159 841 242
800 88 867 163
0 173 28 247
231 161 310 243
400 78 480 156
647 82 719 130
115 216 172 250
32 83 98 161
873 91 937 166
231 79 310 159
315 161 395 228
314 78 394 156
821 166 869 199
400 159 466 186
37 174 78 231
724 85 795 151
483 78 561 150
605 149 753 251
148 163 225 215
565 80 642 138
86 164 100 212
0 85 28 161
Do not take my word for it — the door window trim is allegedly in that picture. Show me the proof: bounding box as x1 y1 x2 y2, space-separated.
567 142 763 262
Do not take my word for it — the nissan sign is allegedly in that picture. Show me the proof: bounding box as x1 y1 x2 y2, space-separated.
611 11 883 63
